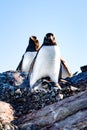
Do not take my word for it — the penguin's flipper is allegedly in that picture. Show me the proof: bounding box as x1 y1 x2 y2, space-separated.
16 55 24 71
28 55 36 75
58 62 62 82
59 58 72 80
28 45 41 75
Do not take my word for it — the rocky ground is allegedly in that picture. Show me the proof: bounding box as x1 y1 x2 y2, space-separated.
0 68 87 130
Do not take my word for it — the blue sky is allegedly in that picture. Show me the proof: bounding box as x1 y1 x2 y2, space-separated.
0 0 87 73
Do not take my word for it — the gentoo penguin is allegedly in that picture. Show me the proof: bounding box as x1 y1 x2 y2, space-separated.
30 33 61 89
16 36 40 72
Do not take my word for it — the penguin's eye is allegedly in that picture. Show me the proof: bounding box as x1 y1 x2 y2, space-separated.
53 37 55 40
35 40 38 43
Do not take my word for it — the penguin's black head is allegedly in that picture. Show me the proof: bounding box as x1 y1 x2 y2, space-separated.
43 33 57 46
26 36 40 52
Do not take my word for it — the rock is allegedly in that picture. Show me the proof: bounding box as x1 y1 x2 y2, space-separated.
0 69 87 129
80 65 87 72
0 101 16 130
0 101 14 122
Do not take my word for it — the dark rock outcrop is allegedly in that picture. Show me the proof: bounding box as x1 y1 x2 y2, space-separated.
0 67 87 130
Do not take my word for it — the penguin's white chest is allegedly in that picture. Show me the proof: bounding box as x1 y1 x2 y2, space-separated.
30 46 61 88
22 52 37 72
